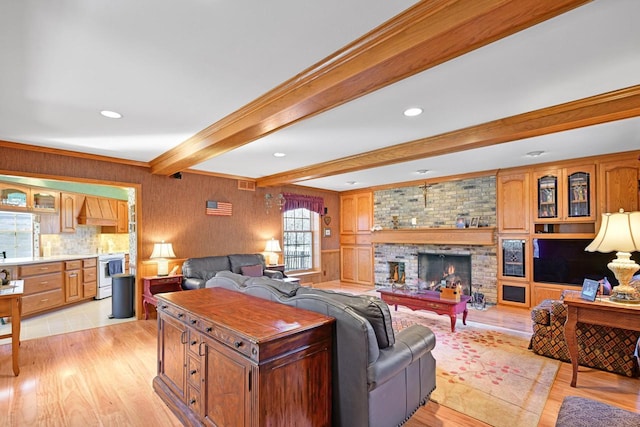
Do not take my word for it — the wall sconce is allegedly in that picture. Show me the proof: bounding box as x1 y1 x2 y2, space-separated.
264 193 286 212
264 238 282 265
585 209 640 303
150 241 176 276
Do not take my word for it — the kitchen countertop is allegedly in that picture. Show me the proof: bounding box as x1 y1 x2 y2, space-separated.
0 254 100 267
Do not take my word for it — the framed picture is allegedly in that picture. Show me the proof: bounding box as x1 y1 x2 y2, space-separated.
469 217 479 228
324 228 331 237
455 217 465 228
580 278 599 301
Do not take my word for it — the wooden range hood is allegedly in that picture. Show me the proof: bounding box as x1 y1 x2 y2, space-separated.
77 197 117 226
370 227 496 246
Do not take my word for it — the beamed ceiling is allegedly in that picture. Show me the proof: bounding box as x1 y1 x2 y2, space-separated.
1 0 639 191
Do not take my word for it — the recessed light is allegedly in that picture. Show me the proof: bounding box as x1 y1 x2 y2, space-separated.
403 107 423 117
100 110 122 119
345 181 357 186
416 169 429 175
526 150 545 157
273 152 286 158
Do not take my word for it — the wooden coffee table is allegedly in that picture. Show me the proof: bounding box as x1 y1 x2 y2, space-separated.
378 287 470 332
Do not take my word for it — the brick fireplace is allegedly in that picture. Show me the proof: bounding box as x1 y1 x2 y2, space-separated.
374 243 497 304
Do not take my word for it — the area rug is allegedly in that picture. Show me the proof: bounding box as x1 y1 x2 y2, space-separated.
392 306 560 427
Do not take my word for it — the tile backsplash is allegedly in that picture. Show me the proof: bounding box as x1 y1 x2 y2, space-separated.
41 226 129 256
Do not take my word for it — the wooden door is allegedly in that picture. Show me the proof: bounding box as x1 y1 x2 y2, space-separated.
64 268 82 302
60 192 76 233
355 192 372 233
340 246 356 282
340 194 356 234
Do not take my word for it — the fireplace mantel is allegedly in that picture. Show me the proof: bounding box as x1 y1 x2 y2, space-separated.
370 227 496 246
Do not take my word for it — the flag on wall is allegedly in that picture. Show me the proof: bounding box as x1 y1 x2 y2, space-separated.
206 201 232 216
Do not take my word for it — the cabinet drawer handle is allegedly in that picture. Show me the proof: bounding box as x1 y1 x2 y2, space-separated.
41 298 49 302
190 340 197 346
160 304 168 309
206 327 212 333
180 331 188 345
40 281 49 285
190 319 197 325
234 341 243 348
178 313 184 318
190 369 197 376
198 341 206 357
189 398 196 405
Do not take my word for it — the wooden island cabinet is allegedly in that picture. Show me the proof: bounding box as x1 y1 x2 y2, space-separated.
153 287 334 427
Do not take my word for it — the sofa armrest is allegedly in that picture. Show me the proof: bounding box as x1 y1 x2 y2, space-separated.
367 324 436 390
263 269 284 279
182 277 205 290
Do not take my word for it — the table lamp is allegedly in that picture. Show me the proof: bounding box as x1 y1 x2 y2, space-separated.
150 241 176 276
264 238 282 266
585 209 640 303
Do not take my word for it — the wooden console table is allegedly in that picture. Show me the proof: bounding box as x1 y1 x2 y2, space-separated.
379 287 470 332
153 287 334 426
563 291 640 387
0 280 24 376
141 275 183 320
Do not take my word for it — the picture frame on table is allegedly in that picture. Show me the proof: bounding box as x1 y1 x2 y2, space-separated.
580 278 600 301
469 217 479 228
455 217 466 228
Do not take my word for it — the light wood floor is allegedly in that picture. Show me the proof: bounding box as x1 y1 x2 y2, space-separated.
0 281 637 426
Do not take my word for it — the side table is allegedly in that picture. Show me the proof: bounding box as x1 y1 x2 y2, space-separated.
142 275 183 320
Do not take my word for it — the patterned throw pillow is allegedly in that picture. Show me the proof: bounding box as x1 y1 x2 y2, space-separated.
241 264 263 277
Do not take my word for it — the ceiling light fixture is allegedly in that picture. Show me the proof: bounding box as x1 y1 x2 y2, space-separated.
346 181 357 186
273 152 286 158
526 150 545 157
403 107 423 117
100 110 122 119
416 169 429 175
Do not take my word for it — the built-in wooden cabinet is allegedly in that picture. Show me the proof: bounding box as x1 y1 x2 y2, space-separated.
60 192 77 233
19 262 65 316
598 158 639 214
64 260 83 302
83 258 97 298
532 164 596 223
497 171 530 233
497 236 530 307
340 191 373 285
0 182 59 213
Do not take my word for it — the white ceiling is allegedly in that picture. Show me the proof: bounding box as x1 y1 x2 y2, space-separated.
1 0 639 191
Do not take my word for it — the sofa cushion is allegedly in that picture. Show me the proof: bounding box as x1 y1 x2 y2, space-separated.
214 270 251 286
297 288 395 349
241 264 263 277
245 276 299 297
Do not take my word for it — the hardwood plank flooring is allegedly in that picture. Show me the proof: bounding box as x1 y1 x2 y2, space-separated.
0 280 636 426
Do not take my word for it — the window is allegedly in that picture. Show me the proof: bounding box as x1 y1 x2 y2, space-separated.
283 208 319 271
0 212 34 258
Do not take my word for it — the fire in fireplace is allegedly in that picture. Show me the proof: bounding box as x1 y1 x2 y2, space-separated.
418 253 472 295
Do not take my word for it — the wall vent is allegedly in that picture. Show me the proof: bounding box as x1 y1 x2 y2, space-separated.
237 180 256 191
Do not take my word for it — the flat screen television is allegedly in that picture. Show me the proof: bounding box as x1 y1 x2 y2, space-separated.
532 238 639 286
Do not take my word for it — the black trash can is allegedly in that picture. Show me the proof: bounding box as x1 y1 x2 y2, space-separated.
111 273 135 318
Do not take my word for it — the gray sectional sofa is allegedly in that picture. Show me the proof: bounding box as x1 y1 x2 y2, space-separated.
206 271 437 427
180 253 283 290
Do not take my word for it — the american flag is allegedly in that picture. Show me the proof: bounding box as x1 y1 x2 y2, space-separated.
206 201 232 216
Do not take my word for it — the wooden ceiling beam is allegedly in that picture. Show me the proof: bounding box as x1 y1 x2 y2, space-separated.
149 0 590 176
256 85 640 187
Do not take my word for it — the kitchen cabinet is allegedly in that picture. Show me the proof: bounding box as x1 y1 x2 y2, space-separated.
533 164 596 223
60 192 77 233
64 260 83 302
497 171 530 233
340 191 373 285
77 196 117 226
82 258 97 298
19 262 64 316
598 158 639 214
0 182 59 213
154 288 333 427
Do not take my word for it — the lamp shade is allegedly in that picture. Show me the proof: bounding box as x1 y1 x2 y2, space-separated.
264 238 282 253
150 241 176 259
585 210 640 253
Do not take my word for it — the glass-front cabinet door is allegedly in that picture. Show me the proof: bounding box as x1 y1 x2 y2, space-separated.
567 171 590 218
534 165 595 223
0 183 30 211
537 175 558 219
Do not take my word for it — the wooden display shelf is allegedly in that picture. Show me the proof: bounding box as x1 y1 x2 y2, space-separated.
370 227 496 246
